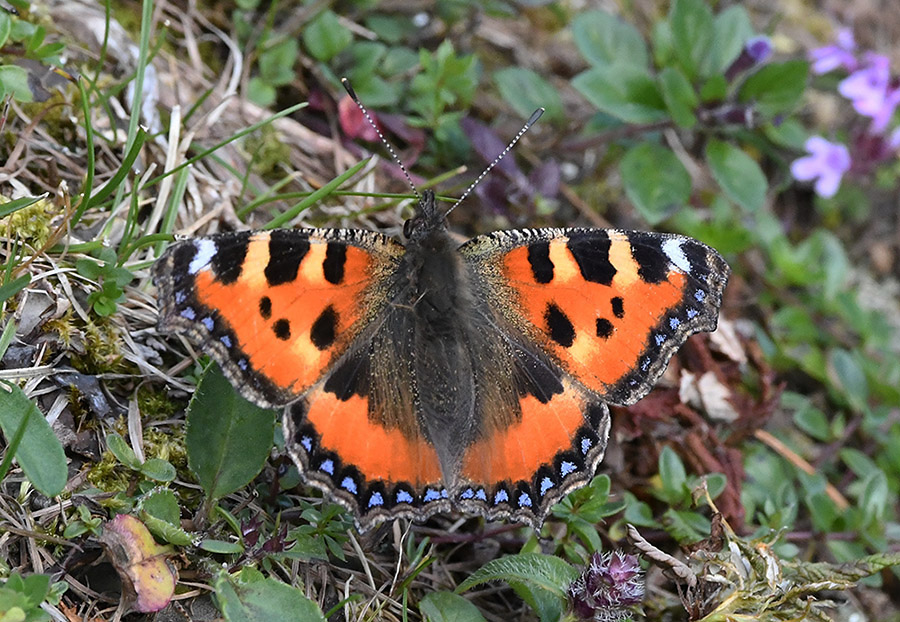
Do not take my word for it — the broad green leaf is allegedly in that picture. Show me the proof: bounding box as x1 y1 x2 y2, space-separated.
213 568 325 622
705 139 767 213
708 6 754 74
258 38 299 86
661 508 709 544
0 64 32 101
0 11 11 48
140 458 176 483
669 0 714 79
572 10 648 68
303 10 352 62
658 446 688 501
420 592 486 622
739 60 809 116
572 65 667 124
141 490 192 545
509 578 566 622
201 539 245 554
457 553 578 598
0 382 67 496
494 68 563 122
828 348 868 412
186 365 276 501
658 66 698 128
620 142 691 224
107 433 141 469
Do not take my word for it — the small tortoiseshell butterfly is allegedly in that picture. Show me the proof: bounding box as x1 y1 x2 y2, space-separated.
153 105 729 530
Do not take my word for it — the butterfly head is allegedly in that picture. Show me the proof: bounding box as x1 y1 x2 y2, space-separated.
402 190 449 241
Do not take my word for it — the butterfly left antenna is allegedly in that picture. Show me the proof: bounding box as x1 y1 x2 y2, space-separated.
341 78 420 200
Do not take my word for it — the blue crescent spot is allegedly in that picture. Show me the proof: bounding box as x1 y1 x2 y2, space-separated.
694 289 706 302
539 477 554 496
396 489 414 504
460 488 475 500
341 477 357 494
475 489 487 501
494 489 509 504
201 316 215 331
367 491 384 507
237 358 248 371
423 489 441 502
655 333 667 345
319 459 334 475
175 290 187 304
518 492 533 507
220 335 232 348
561 461 577 476
440 488 449 499
300 436 312 452
581 437 593 454
687 308 699 319
641 358 651 371
670 317 681 329
180 307 197 320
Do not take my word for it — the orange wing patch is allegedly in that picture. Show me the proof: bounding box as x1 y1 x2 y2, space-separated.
153 228 402 407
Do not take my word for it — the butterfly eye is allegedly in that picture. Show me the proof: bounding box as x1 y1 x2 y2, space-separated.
403 218 414 239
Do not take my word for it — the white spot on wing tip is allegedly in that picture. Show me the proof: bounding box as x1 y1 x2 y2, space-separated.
188 239 217 275
662 238 691 274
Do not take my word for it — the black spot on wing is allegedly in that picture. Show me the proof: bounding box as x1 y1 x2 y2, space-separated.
545 303 575 348
595 318 614 339
265 230 309 286
323 348 369 400
567 231 616 285
310 306 338 350
259 296 272 319
169 243 198 288
211 232 250 284
273 318 291 340
629 233 668 284
611 296 625 319
527 241 554 284
323 242 347 285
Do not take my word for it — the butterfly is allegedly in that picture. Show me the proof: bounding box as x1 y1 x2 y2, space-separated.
153 185 729 530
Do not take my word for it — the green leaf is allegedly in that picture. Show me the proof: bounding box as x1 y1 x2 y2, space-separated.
572 65 667 124
739 60 810 116
0 383 67 497
107 433 141 469
669 0 714 79
571 10 648 68
186 364 276 501
201 539 245 554
658 66 698 128
420 592 486 622
213 568 326 622
0 65 33 102
0 11 11 48
258 38 299 86
828 348 869 412
708 6 754 74
494 68 563 123
620 142 691 224
139 458 177 483
705 139 767 213
303 10 352 62
0 194 45 219
0 275 30 304
661 508 710 544
457 553 577 599
658 446 688 502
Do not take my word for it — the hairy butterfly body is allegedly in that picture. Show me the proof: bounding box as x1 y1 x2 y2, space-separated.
154 188 729 529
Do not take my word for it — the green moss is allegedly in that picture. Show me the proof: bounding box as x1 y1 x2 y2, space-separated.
244 125 292 181
0 196 57 247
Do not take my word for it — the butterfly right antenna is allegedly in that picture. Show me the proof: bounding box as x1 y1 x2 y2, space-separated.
341 78 420 200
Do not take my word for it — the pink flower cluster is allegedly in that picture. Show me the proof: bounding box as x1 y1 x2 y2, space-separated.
568 551 644 621
792 29 900 197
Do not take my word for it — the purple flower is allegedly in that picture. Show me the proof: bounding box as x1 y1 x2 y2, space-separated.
569 551 644 621
790 136 851 198
810 28 857 74
838 53 900 131
725 36 773 81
